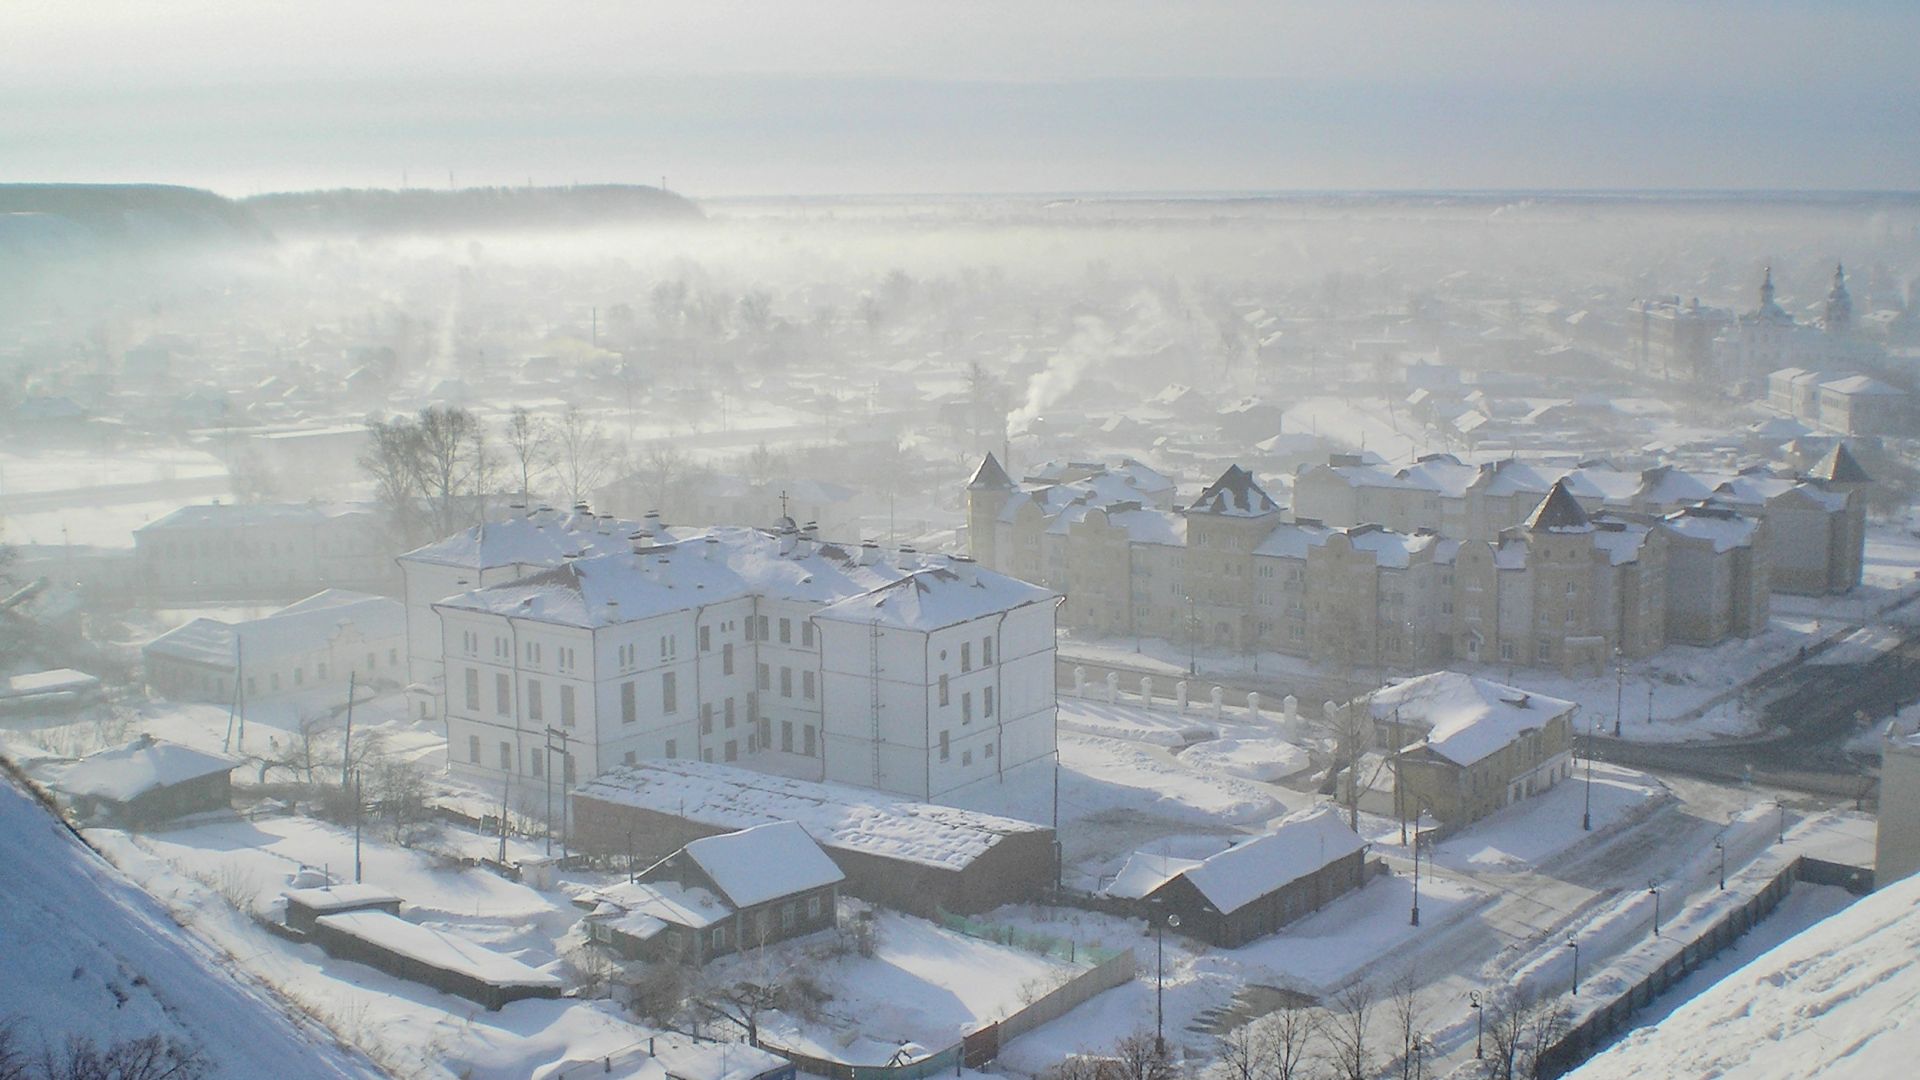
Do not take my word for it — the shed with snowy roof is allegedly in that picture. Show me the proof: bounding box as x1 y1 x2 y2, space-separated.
1369 671 1577 828
51 735 238 827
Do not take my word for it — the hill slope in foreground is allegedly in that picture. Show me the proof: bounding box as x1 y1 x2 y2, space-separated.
0 768 381 1079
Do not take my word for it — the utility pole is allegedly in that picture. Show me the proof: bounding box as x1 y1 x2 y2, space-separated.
341 671 357 788
353 769 363 884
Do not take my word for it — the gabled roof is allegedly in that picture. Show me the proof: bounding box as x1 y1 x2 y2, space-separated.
1187 465 1281 518
1171 806 1367 915
1809 442 1872 485
966 452 1015 492
1525 480 1592 533
681 821 844 909
1371 671 1576 767
53 736 238 804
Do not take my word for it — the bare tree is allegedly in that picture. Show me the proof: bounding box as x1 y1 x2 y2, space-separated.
1484 988 1570 1080
1108 1032 1175 1080
414 405 492 538
744 442 782 488
736 291 773 336
549 405 616 507
1216 1024 1262 1080
359 413 425 543
1390 969 1430 1080
696 980 785 1048
502 407 552 504
1258 1007 1315 1080
1313 698 1377 832
34 1032 207 1080
1319 983 1376 1080
637 443 689 516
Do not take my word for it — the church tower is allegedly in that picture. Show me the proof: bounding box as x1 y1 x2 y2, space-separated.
965 453 1015 569
1825 263 1854 334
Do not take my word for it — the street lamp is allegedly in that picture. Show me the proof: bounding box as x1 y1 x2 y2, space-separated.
1184 596 1199 677
1648 880 1662 937
1468 990 1483 1059
1715 838 1726 890
1154 909 1182 1057
1566 935 1580 996
1582 721 1595 832
1613 651 1625 737
1409 818 1425 928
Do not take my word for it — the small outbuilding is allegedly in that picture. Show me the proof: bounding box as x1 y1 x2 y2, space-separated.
52 735 237 827
282 884 404 935
309 910 561 1011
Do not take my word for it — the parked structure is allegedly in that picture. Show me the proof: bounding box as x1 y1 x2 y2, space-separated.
1369 671 1576 828
580 820 843 964
142 590 406 704
51 735 237 827
571 760 1057 915
1107 805 1368 947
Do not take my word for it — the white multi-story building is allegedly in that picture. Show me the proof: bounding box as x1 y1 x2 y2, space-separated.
428 521 1059 801
134 501 397 603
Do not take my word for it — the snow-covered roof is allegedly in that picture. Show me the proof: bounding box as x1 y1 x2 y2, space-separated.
398 507 649 569
573 760 1048 871
1173 806 1367 915
53 736 238 803
314 911 560 988
683 821 844 909
1570 868 1920 1080
143 591 405 667
1188 466 1282 517
1662 505 1761 552
1103 851 1204 901
282 884 401 913
813 564 1056 632
1 668 100 699
1371 672 1576 767
586 879 732 931
134 502 372 532
1820 374 1904 396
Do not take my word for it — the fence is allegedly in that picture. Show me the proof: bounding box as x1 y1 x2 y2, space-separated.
761 934 1136 1079
934 908 1128 965
1534 855 1821 1078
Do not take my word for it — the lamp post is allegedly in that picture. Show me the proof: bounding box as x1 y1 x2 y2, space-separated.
1715 838 1726 890
1409 817 1424 928
1648 880 1661 937
1155 909 1181 1057
1613 651 1624 737
1185 596 1199 677
1582 721 1595 832
1469 990 1483 1059
1566 935 1580 996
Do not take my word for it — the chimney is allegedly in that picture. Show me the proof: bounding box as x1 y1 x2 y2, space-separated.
950 554 979 585
704 536 721 561
606 599 620 622
858 540 880 566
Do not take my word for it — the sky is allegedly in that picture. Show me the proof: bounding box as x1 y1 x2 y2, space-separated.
4 0 1917 197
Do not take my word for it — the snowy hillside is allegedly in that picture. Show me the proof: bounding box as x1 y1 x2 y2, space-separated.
0 768 382 1079
1572 869 1920 1079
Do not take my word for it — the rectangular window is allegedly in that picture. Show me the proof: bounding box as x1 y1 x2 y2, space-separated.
757 716 771 749
807 894 822 919
725 740 739 762
662 671 678 713
939 730 950 762
780 667 793 698
984 686 995 718
499 741 512 770
757 615 769 641
496 673 510 716
702 748 714 763
803 725 816 757
982 637 993 665
623 751 637 766
723 642 735 675
962 691 973 724
1537 638 1554 661
779 617 791 644
622 680 637 724
961 642 971 672
527 678 543 721
665 739 677 759
560 684 576 727
465 668 480 710
802 622 815 648
700 625 712 652
803 670 816 700
938 674 949 707
701 703 714 734
782 721 795 752
758 663 770 691
963 749 972 766
468 734 481 763
531 751 543 779
781 903 797 930
725 697 736 727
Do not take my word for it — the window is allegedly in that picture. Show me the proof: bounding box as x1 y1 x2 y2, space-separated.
659 635 674 660
662 671 678 713
757 716 771 749
723 643 735 675
465 668 480 710
702 748 714 763
984 742 994 758
938 675 949 707
803 670 816 700
779 617 791 644
782 721 795 752
622 681 636 724
623 751 637 766
665 739 678 759
496 673 511 715
1499 641 1517 661
527 678 543 721
802 622 815 648
757 663 770 691
711 926 727 951
700 625 711 652
462 630 478 655
803 725 816 757
982 637 992 665
963 749 973 766
499 741 512 769
806 894 822 919
560 684 576 727
939 730 950 762
531 751 543 779
984 686 995 718
558 646 575 672
781 902 797 930
468 734 481 763
725 698 736 727
757 615 770 641
725 740 738 762
960 642 972 672
1537 638 1554 661
701 704 714 734
744 618 755 642
962 691 973 724
781 667 793 698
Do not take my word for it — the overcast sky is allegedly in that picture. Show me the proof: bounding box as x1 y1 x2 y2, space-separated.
6 1 1916 197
